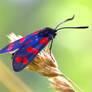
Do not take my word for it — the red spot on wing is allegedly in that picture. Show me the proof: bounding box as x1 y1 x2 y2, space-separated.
8 43 14 50
44 39 50 45
20 36 25 43
33 49 39 54
9 43 14 47
26 47 39 54
32 30 40 35
26 47 33 53
16 57 22 62
8 46 13 50
40 37 48 44
23 57 28 64
25 40 32 45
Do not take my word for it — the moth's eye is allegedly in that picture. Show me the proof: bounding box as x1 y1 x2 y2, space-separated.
45 31 49 35
46 32 49 35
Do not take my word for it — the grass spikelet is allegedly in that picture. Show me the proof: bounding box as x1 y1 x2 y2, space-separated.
8 33 83 92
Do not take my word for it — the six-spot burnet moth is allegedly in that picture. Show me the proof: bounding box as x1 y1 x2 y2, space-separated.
0 15 88 72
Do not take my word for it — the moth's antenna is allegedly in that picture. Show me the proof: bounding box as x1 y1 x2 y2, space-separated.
55 15 75 29
57 26 88 30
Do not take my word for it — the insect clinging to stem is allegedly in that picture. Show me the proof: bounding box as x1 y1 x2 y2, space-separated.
0 15 88 72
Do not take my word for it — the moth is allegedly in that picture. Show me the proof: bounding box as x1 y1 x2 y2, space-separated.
0 16 88 72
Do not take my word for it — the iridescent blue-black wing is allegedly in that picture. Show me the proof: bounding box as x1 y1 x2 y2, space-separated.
12 36 50 72
0 30 40 54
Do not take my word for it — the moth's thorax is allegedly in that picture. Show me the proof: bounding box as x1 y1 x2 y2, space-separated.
39 27 57 39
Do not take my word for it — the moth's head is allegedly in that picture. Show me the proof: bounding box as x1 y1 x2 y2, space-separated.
40 27 57 37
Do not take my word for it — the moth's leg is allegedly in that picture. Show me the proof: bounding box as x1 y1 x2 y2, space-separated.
49 39 55 62
49 39 53 51
49 34 54 51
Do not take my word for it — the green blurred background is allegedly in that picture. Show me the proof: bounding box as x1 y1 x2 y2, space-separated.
0 0 91 92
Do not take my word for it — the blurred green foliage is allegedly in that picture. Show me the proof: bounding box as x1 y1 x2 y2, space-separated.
0 0 91 92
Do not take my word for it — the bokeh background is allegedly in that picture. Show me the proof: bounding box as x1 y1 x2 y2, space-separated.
0 0 91 92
